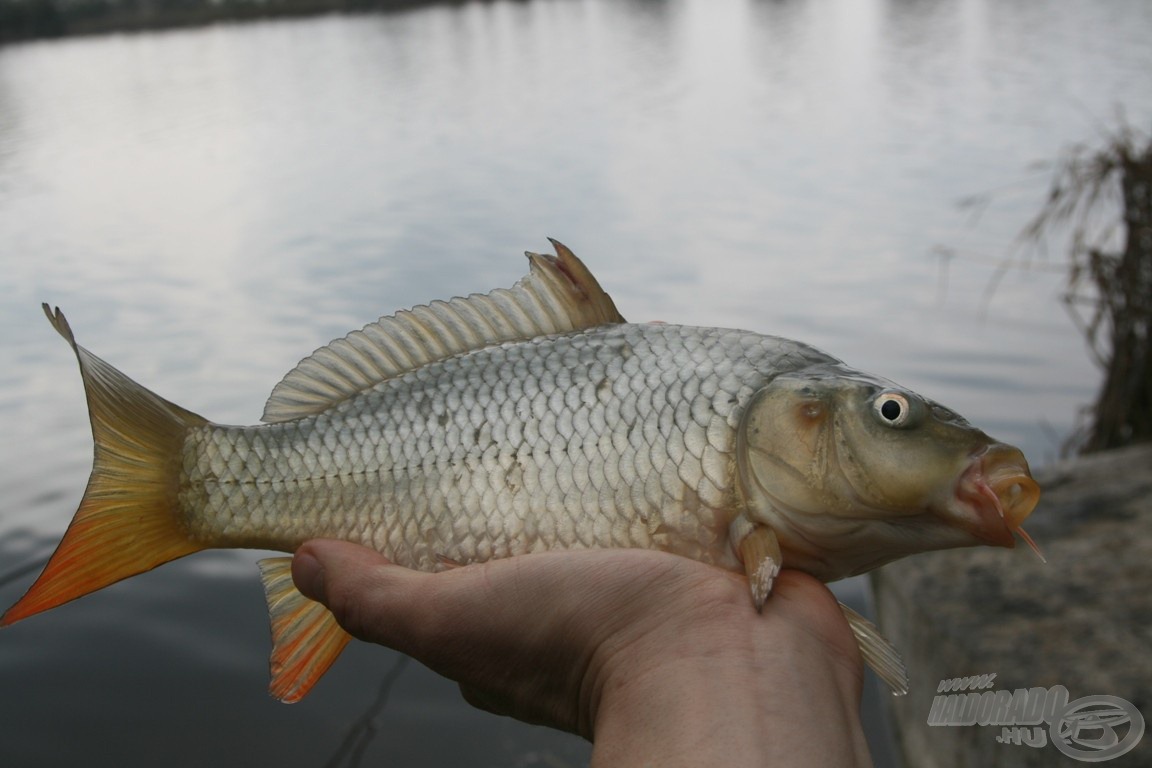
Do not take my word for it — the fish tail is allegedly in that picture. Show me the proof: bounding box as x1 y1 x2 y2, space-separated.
1 305 208 626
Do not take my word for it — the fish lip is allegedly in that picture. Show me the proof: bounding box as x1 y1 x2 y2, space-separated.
951 444 1041 548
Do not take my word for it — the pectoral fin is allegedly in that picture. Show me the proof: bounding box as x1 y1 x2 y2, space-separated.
258 557 352 703
839 602 908 696
736 525 782 612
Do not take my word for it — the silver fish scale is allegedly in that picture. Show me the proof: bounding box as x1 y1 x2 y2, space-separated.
178 324 835 571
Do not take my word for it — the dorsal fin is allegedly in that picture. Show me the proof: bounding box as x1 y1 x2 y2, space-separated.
261 239 625 423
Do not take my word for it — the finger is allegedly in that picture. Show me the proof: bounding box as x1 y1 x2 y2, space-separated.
292 539 425 647
291 539 518 661
769 570 865 693
772 571 858 644
292 538 383 602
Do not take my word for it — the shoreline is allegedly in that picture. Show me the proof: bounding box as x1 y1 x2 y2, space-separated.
0 0 501 44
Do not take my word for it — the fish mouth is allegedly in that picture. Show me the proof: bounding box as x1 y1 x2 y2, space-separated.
954 444 1044 561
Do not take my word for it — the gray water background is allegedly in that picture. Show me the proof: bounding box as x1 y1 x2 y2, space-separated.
1 0 1150 765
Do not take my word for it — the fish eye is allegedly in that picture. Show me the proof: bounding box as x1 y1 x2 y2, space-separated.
874 392 912 428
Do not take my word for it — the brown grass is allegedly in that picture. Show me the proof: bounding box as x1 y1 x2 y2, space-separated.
1022 116 1152 454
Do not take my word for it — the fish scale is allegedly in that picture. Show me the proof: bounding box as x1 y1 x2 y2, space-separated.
4 244 1041 702
179 324 811 571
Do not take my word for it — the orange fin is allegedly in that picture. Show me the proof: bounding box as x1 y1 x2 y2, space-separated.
1 306 207 627
258 557 352 703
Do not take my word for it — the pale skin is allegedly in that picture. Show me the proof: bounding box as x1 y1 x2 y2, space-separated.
292 541 874 767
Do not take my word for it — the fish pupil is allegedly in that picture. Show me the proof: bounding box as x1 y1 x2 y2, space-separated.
880 399 902 421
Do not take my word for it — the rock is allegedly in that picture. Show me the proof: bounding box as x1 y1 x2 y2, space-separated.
872 444 1152 767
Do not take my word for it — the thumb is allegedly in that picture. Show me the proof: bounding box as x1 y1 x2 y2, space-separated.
291 538 386 602
291 539 472 656
291 539 421 645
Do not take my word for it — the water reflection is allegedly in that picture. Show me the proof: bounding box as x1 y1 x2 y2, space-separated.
1 1 1150 766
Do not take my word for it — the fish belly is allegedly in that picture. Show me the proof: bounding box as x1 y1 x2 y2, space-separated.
178 324 781 572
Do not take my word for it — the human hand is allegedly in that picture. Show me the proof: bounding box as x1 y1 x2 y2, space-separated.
292 541 872 767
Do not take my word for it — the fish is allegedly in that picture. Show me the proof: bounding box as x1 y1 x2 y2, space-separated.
1 240 1041 702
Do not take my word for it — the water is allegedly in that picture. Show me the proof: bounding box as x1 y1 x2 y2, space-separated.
0 0 1149 765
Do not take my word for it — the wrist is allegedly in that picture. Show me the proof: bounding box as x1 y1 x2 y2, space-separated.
586 573 872 767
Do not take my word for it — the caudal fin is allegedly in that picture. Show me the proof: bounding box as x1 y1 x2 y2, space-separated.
1 306 208 626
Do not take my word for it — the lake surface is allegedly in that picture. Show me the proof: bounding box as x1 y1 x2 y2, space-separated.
1 0 1149 765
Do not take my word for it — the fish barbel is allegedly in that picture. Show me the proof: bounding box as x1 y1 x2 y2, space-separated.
1 241 1041 701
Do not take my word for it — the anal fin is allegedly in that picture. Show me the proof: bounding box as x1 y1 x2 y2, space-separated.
258 557 352 703
839 602 908 696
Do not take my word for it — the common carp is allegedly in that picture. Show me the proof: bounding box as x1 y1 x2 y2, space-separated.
2 241 1041 701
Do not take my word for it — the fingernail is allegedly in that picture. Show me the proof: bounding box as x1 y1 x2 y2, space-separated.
292 550 326 601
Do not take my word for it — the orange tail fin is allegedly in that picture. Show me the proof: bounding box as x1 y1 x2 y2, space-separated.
1 305 208 626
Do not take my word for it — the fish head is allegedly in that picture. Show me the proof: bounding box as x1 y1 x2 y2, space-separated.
735 366 1041 582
